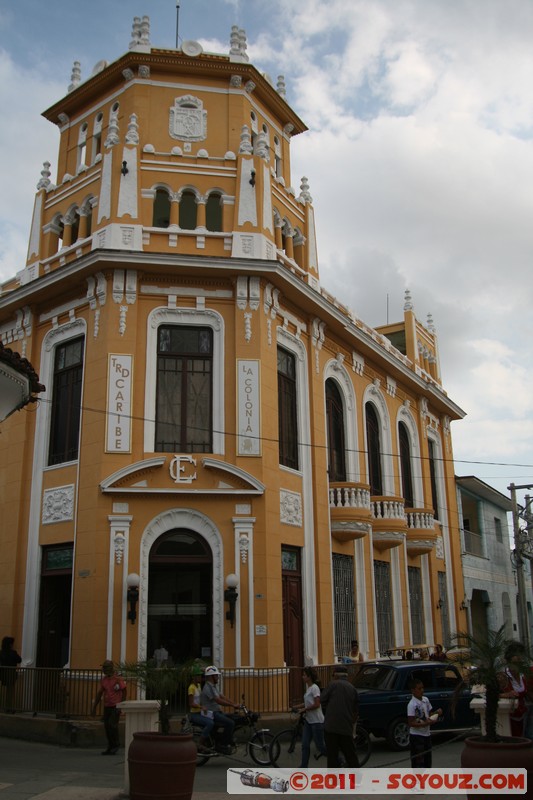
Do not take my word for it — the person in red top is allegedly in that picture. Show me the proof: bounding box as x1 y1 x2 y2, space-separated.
91 660 127 755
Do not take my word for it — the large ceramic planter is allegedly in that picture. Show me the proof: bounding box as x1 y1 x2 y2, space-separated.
128 731 196 800
461 736 533 800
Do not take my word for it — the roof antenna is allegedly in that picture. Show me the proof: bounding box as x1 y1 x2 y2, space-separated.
175 1 180 49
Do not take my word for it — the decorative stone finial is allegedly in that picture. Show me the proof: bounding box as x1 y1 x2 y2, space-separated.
404 289 413 311
427 313 435 332
230 25 241 56
277 75 286 98
140 16 151 46
68 61 81 93
239 29 249 61
37 161 51 190
130 16 141 49
299 177 312 204
254 131 269 159
125 114 139 145
104 109 120 148
239 125 253 154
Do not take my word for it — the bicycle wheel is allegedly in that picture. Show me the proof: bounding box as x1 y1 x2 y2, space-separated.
269 728 301 769
354 724 371 766
248 730 275 766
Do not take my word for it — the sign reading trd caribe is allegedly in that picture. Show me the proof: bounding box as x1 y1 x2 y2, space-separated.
106 354 133 453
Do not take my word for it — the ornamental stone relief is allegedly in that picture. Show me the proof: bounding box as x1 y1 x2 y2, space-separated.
169 96 207 141
280 489 303 527
42 485 75 524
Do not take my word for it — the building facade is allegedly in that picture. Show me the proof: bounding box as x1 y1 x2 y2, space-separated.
456 475 533 643
0 17 467 675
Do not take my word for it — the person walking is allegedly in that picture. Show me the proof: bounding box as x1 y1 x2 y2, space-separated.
320 665 359 767
407 678 442 767
0 636 22 712
91 660 127 755
292 667 326 767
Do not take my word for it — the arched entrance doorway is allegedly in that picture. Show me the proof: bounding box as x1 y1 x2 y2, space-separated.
147 529 213 664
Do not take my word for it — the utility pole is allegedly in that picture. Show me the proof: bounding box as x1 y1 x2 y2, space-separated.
509 482 533 654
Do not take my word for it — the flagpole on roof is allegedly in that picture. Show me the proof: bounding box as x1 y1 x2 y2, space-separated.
175 1 180 49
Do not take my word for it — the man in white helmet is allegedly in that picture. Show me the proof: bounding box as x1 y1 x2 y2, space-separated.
199 665 240 753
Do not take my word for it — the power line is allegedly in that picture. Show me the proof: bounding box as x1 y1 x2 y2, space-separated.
24 395 533 475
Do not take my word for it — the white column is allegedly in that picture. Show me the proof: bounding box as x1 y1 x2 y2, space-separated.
107 514 132 661
232 515 256 667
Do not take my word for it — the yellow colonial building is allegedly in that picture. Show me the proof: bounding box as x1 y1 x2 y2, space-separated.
0 17 467 678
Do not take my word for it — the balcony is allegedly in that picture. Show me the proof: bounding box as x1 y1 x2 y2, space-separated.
405 508 438 556
329 482 372 542
464 528 484 557
371 496 406 551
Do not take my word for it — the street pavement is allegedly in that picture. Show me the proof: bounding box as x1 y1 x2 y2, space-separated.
0 732 471 800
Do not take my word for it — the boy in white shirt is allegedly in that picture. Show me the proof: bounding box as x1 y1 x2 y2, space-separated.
407 679 442 767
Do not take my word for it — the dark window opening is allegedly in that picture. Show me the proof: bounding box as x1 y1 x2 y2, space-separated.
399 422 414 507
278 347 298 470
155 326 213 453
326 379 346 481
48 337 84 466
366 403 382 495
153 189 171 228
179 191 197 230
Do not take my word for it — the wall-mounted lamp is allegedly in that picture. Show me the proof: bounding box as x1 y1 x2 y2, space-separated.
121 160 129 176
127 572 140 624
460 597 469 611
436 598 443 610
249 169 256 187
224 573 239 628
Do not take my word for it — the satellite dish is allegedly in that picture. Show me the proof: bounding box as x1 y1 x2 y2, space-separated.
92 59 108 75
181 40 203 57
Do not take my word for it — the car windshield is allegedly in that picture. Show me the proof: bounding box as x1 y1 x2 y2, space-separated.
352 665 397 690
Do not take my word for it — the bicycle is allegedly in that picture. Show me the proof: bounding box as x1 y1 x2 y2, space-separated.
183 695 274 767
269 710 371 768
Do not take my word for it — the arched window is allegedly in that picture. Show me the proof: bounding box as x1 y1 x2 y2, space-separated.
365 402 382 495
398 422 414 508
428 438 440 520
206 192 222 232
179 190 197 230
70 209 80 244
153 189 171 228
326 379 346 481
278 346 298 470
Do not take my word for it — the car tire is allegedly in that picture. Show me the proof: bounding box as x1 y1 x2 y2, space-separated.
386 718 410 750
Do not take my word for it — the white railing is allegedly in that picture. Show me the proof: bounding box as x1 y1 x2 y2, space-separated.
371 498 405 520
406 510 435 530
329 484 371 510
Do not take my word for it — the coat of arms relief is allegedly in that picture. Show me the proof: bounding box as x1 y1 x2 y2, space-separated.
169 95 207 141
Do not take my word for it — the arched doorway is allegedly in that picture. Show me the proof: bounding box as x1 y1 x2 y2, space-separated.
147 529 212 665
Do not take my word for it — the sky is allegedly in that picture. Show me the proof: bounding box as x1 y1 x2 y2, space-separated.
1 0 532 513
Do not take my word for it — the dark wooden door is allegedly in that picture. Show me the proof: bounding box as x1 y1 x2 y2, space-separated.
281 547 304 704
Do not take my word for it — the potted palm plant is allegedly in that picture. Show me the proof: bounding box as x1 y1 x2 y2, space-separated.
450 626 533 798
120 658 203 800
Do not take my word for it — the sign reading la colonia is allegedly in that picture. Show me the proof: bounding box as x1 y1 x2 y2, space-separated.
237 359 261 456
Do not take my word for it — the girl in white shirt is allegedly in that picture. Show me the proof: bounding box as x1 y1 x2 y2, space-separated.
294 667 327 768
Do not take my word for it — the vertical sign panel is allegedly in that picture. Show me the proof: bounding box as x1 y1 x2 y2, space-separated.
237 359 261 456
106 354 133 453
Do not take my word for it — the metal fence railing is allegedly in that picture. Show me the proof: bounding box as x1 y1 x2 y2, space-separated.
0 663 359 719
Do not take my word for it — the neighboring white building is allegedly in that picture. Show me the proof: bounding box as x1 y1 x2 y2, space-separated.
456 475 533 643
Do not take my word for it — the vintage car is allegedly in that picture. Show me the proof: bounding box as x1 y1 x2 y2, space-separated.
353 660 480 749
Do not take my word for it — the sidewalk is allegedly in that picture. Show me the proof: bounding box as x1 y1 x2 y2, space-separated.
0 730 468 800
